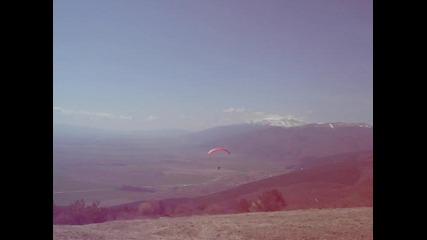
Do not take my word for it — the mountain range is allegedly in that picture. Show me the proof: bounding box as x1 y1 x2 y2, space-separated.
187 121 372 163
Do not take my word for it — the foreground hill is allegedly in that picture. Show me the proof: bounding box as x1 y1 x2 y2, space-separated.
53 150 372 225
53 207 373 240
110 150 372 217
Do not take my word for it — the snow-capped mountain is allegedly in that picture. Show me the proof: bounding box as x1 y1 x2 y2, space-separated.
246 117 372 129
247 117 306 127
301 122 373 129
194 120 373 162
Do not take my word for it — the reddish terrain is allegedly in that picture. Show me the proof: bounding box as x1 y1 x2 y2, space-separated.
107 150 372 218
54 123 372 230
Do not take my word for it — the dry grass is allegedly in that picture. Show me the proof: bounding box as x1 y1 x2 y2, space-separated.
53 207 372 240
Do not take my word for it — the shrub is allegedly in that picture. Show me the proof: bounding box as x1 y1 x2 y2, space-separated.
174 203 189 216
53 199 108 225
205 203 224 214
138 202 155 215
236 198 251 213
257 189 287 212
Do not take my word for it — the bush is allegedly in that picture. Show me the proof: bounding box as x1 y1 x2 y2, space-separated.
138 201 165 216
53 199 108 225
236 198 251 213
204 203 224 214
138 202 155 215
257 189 286 212
174 203 189 216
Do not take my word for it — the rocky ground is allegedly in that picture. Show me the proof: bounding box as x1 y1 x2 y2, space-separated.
53 207 372 240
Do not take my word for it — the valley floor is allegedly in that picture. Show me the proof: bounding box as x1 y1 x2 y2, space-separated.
53 207 372 240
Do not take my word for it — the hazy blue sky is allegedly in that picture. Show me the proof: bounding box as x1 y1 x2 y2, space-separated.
53 0 372 131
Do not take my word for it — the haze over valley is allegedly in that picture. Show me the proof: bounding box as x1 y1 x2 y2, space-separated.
53 1 372 238
53 120 372 208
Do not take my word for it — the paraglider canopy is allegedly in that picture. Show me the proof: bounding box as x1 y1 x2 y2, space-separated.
207 147 231 155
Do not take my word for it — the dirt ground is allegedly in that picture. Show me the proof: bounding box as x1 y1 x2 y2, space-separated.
53 207 372 240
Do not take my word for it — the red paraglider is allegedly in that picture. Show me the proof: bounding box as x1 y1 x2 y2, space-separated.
207 147 231 155
208 147 231 170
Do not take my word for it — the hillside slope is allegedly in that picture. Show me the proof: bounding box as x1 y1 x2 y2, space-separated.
53 207 373 240
112 150 372 216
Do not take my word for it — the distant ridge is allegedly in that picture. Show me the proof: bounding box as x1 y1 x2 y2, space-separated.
189 121 372 162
